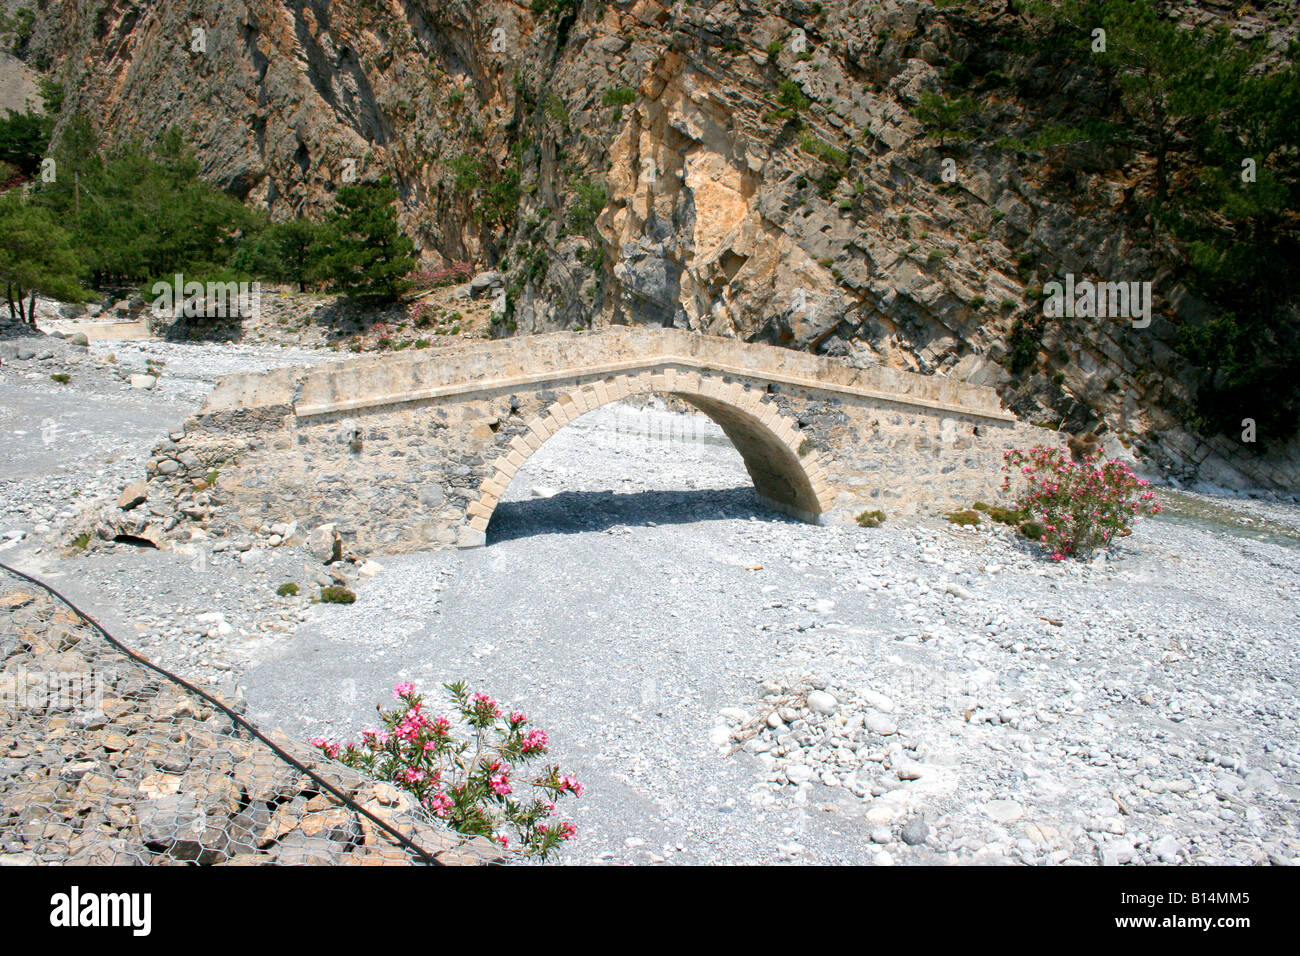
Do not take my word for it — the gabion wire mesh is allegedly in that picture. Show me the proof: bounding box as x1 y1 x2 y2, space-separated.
0 563 498 866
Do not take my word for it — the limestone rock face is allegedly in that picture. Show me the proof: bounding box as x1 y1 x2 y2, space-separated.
24 0 1300 489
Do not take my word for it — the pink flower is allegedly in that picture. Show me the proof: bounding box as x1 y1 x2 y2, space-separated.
425 792 453 817
308 737 340 759
537 821 577 841
521 729 549 754
394 682 415 698
395 706 433 742
396 767 426 785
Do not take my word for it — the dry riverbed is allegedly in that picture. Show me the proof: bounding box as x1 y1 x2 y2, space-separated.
2 331 1298 866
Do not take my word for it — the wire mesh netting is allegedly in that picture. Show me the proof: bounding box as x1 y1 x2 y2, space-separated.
0 563 498 866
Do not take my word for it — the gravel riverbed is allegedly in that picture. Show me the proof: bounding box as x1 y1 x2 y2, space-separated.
2 334 1298 865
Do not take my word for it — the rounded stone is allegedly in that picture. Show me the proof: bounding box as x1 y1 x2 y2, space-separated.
807 691 838 715
900 817 929 846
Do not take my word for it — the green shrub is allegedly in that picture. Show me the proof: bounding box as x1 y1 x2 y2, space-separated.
320 585 356 604
50 373 70 384
543 92 568 124
765 78 811 121
276 582 300 597
985 504 1026 525
798 133 848 167
946 509 982 527
856 509 886 528
1007 317 1040 375
778 78 811 112
912 90 978 148
567 178 607 232
1018 520 1045 541
601 87 636 108
449 153 483 193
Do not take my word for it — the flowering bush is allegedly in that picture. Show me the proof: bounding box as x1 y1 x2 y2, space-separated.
407 263 473 289
1001 445 1160 561
310 681 582 859
409 300 439 328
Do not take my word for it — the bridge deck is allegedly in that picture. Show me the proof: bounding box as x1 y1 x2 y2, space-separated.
202 327 1014 424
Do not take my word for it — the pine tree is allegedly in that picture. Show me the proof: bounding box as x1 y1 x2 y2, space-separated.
913 90 978 150
0 107 52 177
265 218 326 291
0 193 91 326
317 175 415 304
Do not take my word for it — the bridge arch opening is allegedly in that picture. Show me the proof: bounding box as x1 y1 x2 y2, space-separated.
466 373 834 544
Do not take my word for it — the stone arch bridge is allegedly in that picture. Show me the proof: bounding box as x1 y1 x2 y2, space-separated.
168 328 1048 552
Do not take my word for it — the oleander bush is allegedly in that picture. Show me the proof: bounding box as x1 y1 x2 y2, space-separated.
1002 445 1161 560
311 682 583 859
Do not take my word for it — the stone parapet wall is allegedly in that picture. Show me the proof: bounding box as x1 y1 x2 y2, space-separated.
203 328 1011 421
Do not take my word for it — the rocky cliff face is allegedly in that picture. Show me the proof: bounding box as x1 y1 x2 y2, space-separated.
19 0 1300 491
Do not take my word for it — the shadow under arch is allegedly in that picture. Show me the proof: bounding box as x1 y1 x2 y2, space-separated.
465 373 836 543
486 486 800 545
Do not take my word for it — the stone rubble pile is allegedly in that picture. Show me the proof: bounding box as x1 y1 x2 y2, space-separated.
0 583 496 865
68 435 382 598
715 677 933 846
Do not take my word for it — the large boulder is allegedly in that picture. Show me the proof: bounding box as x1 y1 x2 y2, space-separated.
468 271 504 298
306 523 342 563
